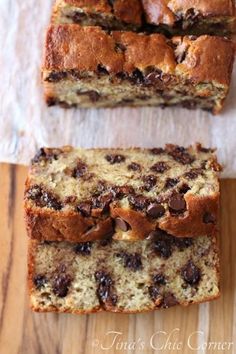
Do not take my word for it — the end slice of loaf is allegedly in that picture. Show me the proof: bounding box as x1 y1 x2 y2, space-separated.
24 144 220 242
42 24 235 114
28 230 220 314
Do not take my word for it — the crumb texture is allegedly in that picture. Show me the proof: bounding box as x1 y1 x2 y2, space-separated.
28 231 220 313
25 145 220 241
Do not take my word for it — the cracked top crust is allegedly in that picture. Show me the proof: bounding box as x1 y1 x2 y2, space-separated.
142 0 236 26
43 24 235 86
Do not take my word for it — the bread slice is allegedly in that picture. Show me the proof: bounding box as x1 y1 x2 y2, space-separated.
52 0 143 30
42 25 235 114
28 230 220 314
52 0 236 36
24 144 221 242
142 0 236 36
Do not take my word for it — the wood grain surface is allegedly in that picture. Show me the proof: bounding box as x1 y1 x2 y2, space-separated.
0 163 235 354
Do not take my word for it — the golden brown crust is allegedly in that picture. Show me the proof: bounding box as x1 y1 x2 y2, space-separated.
25 191 219 242
43 24 235 87
142 0 236 26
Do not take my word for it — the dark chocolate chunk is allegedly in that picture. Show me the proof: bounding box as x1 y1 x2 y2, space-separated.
129 194 151 210
31 147 62 164
150 230 173 259
153 273 166 285
174 237 193 251
95 270 117 306
45 71 67 82
147 203 165 218
184 168 203 180
142 175 157 191
128 162 141 172
33 275 47 289
52 273 72 298
168 193 186 213
203 212 216 224
181 260 201 285
150 161 169 173
74 242 92 256
166 145 195 165
92 192 114 213
116 252 142 271
148 285 160 301
165 178 179 189
105 154 126 164
26 185 62 210
111 185 135 199
77 201 92 216
130 69 144 84
77 90 100 102
162 293 179 308
97 64 109 75
115 218 130 232
70 11 87 23
72 160 87 178
46 97 57 106
145 69 163 86
178 183 190 194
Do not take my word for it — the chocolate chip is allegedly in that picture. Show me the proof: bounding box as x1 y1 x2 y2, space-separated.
145 70 163 86
178 183 190 194
92 192 114 213
52 273 72 297
77 201 92 217
129 194 151 210
150 161 169 173
184 168 203 180
46 97 57 106
162 293 179 308
26 185 62 210
115 218 130 232
70 11 87 23
150 230 173 259
130 69 144 84
174 237 193 251
165 178 179 189
99 230 114 246
181 260 201 285
77 90 100 102
45 71 67 82
33 275 47 289
203 212 216 224
168 193 186 213
166 145 195 165
182 8 200 30
111 185 135 199
142 175 157 191
32 147 62 164
147 203 165 218
72 160 87 178
149 148 165 155
153 273 166 285
128 162 141 172
74 242 92 255
148 285 160 301
97 64 109 75
95 270 117 306
105 154 126 164
116 252 142 271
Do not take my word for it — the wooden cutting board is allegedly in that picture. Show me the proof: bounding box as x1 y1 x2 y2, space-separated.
0 163 235 354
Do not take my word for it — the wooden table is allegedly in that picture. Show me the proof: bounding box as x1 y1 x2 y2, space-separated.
0 163 235 354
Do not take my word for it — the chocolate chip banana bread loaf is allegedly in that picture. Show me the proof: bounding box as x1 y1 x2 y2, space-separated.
42 25 235 113
52 0 236 36
24 144 221 243
52 0 143 30
28 230 220 313
142 0 236 36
